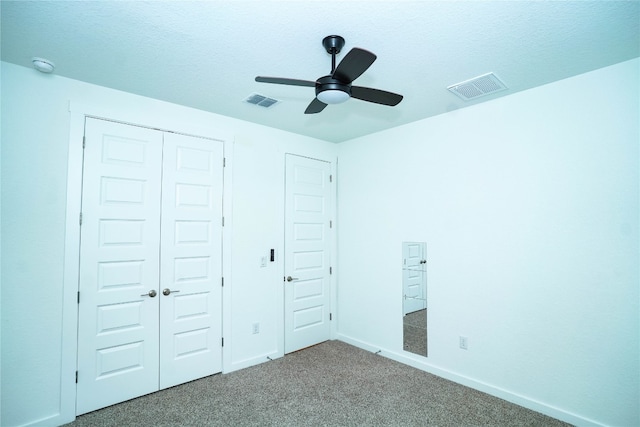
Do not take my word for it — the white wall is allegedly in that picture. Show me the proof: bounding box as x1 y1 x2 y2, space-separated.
0 61 337 426
2 58 637 427
227 120 338 371
336 58 639 427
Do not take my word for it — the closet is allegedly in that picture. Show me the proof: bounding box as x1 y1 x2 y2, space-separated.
76 118 223 414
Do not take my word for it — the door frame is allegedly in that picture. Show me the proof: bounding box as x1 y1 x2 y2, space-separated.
61 101 233 423
279 153 338 355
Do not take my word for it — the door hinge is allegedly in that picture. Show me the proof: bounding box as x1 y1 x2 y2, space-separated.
222 217 225 227
330 220 332 228
75 371 78 383
330 266 332 275
330 313 333 321
221 277 224 287
330 174 332 183
82 136 86 149
77 291 80 304
223 157 226 167
221 337 224 347
79 212 83 226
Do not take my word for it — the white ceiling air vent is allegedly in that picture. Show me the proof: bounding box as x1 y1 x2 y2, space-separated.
244 93 280 108
447 72 507 101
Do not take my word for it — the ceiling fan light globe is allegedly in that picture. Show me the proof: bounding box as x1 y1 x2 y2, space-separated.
317 89 350 104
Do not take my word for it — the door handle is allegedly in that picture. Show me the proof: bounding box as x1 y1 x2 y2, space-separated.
286 276 299 282
141 289 157 298
162 288 181 296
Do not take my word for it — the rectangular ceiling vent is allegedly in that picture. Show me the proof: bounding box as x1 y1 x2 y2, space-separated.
447 73 508 101
244 93 280 108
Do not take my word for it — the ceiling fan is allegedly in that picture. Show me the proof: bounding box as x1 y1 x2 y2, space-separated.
255 35 403 114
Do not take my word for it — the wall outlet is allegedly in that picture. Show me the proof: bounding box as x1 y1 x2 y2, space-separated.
459 336 468 350
252 323 260 334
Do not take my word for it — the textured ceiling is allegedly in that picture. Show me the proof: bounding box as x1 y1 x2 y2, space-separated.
2 1 638 143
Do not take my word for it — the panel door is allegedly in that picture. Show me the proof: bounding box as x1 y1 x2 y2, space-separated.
76 118 163 415
159 132 223 389
284 154 332 353
403 242 426 315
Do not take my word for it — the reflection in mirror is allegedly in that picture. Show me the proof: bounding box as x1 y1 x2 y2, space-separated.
402 242 427 357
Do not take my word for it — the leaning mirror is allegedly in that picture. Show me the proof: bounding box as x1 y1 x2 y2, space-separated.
402 242 427 357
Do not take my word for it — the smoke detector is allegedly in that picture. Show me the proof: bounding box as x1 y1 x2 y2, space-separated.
448 73 507 101
32 57 55 73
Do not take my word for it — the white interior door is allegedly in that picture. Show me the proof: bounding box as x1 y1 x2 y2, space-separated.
284 154 332 353
77 119 224 414
159 132 223 389
77 118 163 414
403 242 427 315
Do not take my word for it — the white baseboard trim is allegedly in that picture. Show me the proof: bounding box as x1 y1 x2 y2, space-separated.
224 350 283 374
336 333 604 427
12 412 74 427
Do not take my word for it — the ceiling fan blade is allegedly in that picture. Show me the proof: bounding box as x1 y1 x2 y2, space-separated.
351 86 403 106
332 48 377 83
255 76 316 87
304 98 328 114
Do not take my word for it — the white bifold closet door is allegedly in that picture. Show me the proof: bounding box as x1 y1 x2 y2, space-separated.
76 118 223 415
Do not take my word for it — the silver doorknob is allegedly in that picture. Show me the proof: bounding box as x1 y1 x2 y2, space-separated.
162 288 181 296
141 289 157 297
286 276 299 282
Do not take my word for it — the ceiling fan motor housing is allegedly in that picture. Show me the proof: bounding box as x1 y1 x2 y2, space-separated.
316 75 351 99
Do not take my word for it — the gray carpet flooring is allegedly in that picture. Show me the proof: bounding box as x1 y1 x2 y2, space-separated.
64 340 571 427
